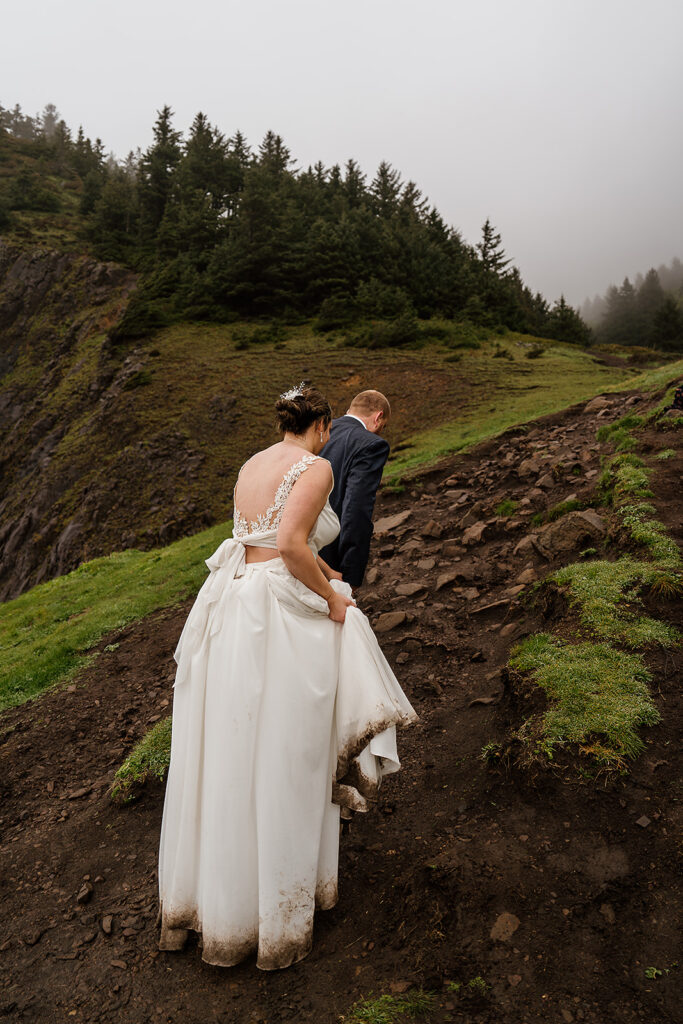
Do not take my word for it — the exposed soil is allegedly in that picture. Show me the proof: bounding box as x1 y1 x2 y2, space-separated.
1 391 681 1023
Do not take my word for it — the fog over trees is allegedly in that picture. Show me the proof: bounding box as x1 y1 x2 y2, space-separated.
581 259 683 350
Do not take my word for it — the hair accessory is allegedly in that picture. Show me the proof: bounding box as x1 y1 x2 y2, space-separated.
279 381 307 402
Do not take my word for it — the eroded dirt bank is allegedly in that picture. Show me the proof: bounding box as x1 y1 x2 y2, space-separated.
0 391 680 1023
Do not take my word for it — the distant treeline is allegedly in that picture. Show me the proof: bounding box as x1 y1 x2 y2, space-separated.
581 260 683 351
0 102 591 345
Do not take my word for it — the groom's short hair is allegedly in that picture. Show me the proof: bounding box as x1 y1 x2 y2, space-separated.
348 390 391 420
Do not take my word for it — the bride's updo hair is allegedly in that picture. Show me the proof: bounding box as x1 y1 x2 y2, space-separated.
275 383 332 436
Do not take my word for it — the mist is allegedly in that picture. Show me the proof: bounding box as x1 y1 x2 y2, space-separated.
2 0 682 307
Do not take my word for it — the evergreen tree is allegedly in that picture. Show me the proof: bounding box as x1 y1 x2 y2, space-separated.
476 218 511 276
370 161 402 217
636 268 665 344
651 297 683 351
137 105 183 243
546 296 592 345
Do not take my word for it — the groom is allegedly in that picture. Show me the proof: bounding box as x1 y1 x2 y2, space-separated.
319 390 391 588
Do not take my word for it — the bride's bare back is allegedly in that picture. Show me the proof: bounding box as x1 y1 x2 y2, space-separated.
234 442 332 562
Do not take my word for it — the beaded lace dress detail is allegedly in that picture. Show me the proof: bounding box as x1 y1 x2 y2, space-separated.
233 455 319 538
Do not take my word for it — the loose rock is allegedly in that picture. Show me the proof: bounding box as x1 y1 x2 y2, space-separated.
374 611 407 633
490 912 520 942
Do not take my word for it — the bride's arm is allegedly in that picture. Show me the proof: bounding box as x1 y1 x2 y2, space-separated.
317 554 343 582
277 462 354 623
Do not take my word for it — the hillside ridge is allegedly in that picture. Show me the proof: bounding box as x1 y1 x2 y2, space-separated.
0 383 680 1023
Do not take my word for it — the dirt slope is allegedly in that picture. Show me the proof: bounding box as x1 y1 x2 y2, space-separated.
0 392 680 1024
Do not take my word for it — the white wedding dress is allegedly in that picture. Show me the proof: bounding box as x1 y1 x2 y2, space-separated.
157 454 416 970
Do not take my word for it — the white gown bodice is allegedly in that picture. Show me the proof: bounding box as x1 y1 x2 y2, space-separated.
232 453 339 556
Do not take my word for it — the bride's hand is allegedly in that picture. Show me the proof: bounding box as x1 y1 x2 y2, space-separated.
327 591 355 623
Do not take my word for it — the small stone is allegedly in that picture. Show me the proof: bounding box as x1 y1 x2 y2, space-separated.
365 567 379 584
635 815 651 828
516 568 537 584
599 903 615 925
417 558 435 571
518 457 542 478
421 519 443 539
500 623 517 637
24 929 44 947
536 472 555 490
374 611 407 633
46 781 55 793
490 912 520 942
374 510 412 535
441 540 463 557
395 582 425 597
76 882 93 905
561 1009 574 1023
435 569 459 590
513 535 537 557
462 521 488 546
584 395 611 414
110 959 127 970
389 981 411 994
68 786 92 801
508 974 522 987
395 652 409 665
101 915 113 935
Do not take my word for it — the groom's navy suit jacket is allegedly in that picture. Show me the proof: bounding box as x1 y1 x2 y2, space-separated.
319 416 390 588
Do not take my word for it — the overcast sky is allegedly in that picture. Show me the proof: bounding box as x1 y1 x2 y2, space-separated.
3 0 682 305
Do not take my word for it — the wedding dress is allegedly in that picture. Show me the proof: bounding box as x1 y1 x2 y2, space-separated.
157 454 416 970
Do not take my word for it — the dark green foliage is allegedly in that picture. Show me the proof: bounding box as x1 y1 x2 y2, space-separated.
0 101 593 343
545 296 593 345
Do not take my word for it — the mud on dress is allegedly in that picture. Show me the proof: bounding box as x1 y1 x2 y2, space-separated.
157 454 416 970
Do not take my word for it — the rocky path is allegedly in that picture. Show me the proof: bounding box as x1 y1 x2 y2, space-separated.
0 389 680 1023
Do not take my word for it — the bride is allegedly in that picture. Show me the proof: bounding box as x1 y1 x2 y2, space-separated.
157 384 416 970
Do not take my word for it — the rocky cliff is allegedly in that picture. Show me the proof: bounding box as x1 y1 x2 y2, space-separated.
0 241 138 598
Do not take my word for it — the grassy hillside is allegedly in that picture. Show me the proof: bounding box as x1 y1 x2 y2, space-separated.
3 356 680 714
1 309 639 597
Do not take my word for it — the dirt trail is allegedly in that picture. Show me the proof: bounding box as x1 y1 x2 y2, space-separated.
1 390 681 1024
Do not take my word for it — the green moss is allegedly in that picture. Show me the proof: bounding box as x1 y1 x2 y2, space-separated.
510 634 660 761
495 498 518 517
111 715 172 803
598 453 653 506
545 498 585 522
596 414 644 452
341 990 435 1024
551 558 680 647
618 503 682 569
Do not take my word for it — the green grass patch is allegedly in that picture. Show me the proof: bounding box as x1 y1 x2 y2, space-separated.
495 498 518 517
341 990 435 1024
597 453 652 506
510 634 660 762
0 521 230 711
552 558 680 648
655 448 676 460
111 716 172 803
596 414 644 452
545 498 585 522
606 358 683 397
618 503 682 570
